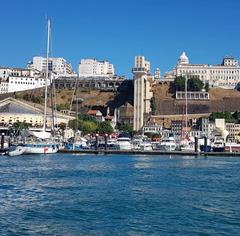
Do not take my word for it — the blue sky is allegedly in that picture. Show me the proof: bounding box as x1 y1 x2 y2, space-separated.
0 0 239 78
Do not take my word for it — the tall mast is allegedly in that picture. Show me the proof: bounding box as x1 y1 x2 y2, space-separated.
185 75 188 136
43 19 50 132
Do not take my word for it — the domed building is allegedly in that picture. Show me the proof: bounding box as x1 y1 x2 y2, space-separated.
178 51 189 65
165 51 240 89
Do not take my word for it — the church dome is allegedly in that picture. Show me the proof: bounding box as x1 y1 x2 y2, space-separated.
178 51 189 64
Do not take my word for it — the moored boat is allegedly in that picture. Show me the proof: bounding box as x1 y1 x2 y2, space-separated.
139 142 153 151
8 145 26 157
224 142 240 152
24 143 58 154
157 136 177 151
212 138 225 152
116 136 132 150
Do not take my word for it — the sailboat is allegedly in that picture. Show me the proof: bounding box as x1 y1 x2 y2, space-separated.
24 20 59 154
180 75 196 152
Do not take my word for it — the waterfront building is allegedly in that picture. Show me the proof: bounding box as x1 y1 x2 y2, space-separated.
226 122 240 142
199 117 215 138
132 56 154 131
171 120 183 136
78 59 114 78
142 123 162 134
169 52 240 89
28 56 75 76
0 97 73 127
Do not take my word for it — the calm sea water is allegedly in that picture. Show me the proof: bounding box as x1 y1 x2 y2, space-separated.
0 154 240 236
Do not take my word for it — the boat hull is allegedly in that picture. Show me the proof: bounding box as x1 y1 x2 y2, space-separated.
212 147 225 152
24 144 58 154
224 143 240 152
8 146 26 156
200 145 212 152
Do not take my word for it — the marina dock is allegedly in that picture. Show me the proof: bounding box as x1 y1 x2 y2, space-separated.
59 149 240 157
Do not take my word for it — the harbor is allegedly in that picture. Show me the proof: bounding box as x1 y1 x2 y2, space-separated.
1 153 240 235
59 149 240 156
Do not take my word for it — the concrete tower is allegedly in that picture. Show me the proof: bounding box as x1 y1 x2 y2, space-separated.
132 56 153 131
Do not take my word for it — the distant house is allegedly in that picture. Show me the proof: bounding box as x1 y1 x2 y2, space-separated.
87 109 103 122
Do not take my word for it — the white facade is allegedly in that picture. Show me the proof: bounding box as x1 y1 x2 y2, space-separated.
28 56 74 76
0 67 50 94
172 52 240 89
0 81 8 94
78 59 115 77
133 56 153 131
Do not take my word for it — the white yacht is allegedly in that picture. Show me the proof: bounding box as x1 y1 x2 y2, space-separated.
212 137 225 152
139 142 153 151
116 136 132 150
157 136 177 151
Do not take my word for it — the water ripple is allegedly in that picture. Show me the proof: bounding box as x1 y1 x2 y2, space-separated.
0 154 240 235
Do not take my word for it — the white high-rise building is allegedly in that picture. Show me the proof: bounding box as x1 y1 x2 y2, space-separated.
172 52 240 89
78 59 115 78
133 56 153 131
28 56 74 76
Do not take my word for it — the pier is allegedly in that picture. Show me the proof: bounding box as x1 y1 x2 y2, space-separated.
58 149 240 156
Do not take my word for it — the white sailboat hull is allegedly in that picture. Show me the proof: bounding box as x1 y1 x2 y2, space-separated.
24 144 58 154
8 146 26 157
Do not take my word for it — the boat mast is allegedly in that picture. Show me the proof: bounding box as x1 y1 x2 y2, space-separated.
43 19 50 132
185 75 188 137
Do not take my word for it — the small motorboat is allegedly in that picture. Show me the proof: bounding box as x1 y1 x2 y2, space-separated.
157 136 177 151
212 137 225 152
8 145 26 157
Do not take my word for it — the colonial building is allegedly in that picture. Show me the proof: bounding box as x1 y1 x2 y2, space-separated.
0 67 50 94
226 122 240 142
28 56 75 76
133 56 154 131
78 59 114 78
171 52 240 89
0 97 73 127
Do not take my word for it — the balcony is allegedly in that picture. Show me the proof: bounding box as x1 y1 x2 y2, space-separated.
132 67 148 73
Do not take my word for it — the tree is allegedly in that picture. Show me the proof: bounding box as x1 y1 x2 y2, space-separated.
150 97 156 115
97 121 113 134
57 103 70 111
81 121 98 134
78 114 98 123
174 76 185 91
209 112 237 123
68 119 82 130
174 76 204 92
232 111 240 121
116 123 134 136
188 77 204 91
204 82 209 92
13 121 29 129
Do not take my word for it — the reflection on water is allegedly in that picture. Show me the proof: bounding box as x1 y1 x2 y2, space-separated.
0 154 240 235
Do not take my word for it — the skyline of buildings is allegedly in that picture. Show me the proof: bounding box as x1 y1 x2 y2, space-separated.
0 52 240 95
